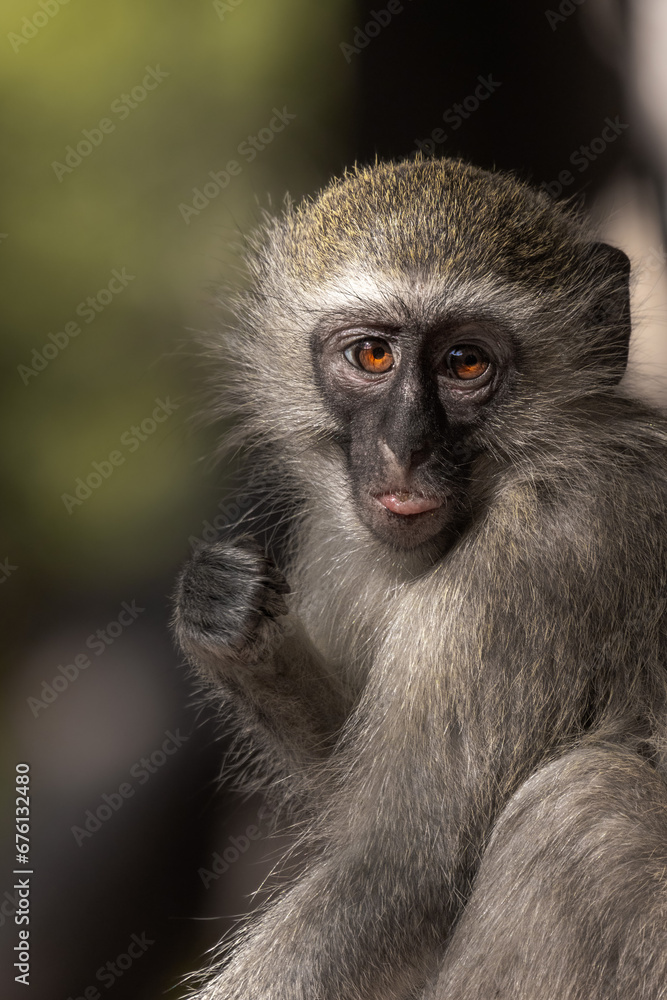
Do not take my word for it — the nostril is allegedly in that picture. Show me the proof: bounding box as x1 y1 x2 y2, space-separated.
410 441 433 468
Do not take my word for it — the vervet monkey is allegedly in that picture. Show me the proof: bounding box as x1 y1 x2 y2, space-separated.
174 157 667 999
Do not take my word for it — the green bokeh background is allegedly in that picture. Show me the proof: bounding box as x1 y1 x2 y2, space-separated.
0 0 352 600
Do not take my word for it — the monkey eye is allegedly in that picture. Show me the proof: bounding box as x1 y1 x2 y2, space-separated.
344 339 395 374
444 345 491 382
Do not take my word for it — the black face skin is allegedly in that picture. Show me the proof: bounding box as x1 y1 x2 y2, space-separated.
313 315 513 550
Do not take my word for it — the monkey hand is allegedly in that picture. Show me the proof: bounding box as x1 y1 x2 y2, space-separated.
173 538 291 674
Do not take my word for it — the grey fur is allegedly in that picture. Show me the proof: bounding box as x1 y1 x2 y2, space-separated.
173 157 667 999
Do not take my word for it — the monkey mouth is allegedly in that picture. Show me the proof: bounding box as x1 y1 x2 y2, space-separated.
360 488 452 549
375 492 443 516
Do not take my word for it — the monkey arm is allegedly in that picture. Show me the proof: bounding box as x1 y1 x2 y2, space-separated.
209 616 350 782
173 539 349 790
428 744 667 1000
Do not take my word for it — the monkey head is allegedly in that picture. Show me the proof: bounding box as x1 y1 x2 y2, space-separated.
216 158 631 552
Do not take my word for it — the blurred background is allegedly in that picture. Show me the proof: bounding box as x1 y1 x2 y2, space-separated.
1 1 666 997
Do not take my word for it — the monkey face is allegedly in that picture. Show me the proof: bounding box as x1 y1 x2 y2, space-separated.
313 318 513 550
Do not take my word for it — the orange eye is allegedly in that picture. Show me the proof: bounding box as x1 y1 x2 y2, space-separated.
345 339 394 374
445 345 491 381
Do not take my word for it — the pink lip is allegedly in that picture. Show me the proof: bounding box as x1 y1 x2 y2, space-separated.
376 493 442 516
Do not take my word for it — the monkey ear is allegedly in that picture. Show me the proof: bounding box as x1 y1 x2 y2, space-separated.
587 242 631 385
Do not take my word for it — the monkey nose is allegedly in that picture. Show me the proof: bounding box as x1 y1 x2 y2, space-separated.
380 439 433 477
